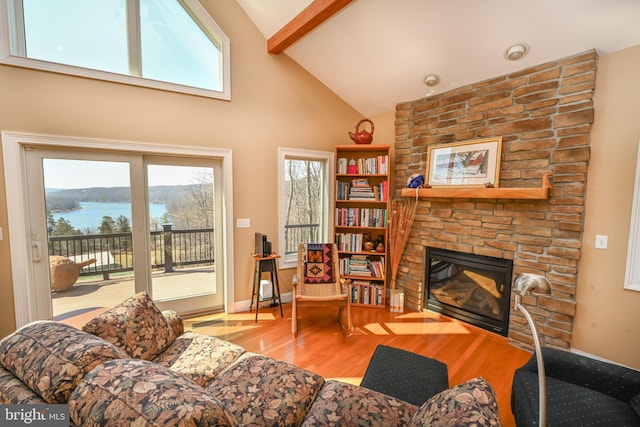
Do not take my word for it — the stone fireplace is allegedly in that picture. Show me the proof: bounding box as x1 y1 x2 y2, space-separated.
392 50 597 350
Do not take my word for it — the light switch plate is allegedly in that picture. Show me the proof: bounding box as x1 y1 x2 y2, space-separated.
236 218 250 228
595 234 608 249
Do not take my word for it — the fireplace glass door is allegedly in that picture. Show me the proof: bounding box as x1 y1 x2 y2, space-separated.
425 247 513 336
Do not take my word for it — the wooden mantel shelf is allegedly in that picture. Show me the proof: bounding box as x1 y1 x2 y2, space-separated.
400 173 552 200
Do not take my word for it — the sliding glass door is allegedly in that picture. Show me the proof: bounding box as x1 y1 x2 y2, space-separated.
145 158 224 313
24 147 223 319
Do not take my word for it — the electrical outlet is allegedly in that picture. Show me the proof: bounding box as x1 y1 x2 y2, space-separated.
595 234 608 249
236 218 250 228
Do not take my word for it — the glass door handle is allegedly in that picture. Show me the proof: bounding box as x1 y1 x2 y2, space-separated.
31 241 42 262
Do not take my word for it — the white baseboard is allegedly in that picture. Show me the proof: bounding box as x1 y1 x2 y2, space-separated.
230 291 292 313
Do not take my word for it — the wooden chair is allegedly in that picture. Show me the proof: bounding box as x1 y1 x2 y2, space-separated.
291 243 352 337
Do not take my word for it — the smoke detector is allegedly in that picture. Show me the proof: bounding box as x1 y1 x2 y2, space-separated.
424 74 440 87
504 43 529 61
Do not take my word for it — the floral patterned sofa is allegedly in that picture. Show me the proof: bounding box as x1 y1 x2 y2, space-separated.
0 292 502 426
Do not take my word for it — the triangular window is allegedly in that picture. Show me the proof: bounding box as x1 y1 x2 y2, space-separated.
1 0 230 99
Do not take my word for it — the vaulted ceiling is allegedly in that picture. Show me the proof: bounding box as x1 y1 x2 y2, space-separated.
236 0 640 116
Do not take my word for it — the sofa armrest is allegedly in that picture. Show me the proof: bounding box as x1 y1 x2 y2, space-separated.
631 393 640 417
522 347 640 402
162 310 184 338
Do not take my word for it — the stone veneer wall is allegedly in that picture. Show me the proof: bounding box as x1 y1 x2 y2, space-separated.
393 50 597 350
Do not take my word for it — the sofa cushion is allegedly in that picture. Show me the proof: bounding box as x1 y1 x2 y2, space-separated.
69 358 231 427
162 309 184 337
302 380 418 426
153 331 245 387
82 291 176 360
207 353 325 426
408 377 500 427
0 321 127 404
0 366 47 405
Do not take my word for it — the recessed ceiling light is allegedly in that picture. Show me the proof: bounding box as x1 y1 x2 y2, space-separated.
504 43 529 61
424 74 440 87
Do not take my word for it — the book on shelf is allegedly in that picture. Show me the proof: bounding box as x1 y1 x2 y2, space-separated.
335 233 364 252
377 181 389 202
369 259 385 278
341 254 371 276
336 181 349 200
337 158 348 174
335 208 387 227
337 178 388 202
349 178 376 200
350 281 384 305
338 254 385 278
337 154 389 175
351 178 369 187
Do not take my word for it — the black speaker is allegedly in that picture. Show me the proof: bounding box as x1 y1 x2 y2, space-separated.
255 233 268 257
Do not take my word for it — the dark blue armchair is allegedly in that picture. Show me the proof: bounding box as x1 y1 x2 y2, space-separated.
511 347 640 426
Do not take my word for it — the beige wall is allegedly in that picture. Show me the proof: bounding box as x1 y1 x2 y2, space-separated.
573 44 640 369
0 1 365 338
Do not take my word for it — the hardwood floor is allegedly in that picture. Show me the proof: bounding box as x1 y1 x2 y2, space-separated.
183 303 531 427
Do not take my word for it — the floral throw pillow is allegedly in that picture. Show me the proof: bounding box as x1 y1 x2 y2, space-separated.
408 377 501 427
82 291 176 360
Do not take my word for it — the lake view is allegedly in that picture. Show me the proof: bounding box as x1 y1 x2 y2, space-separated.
52 202 167 231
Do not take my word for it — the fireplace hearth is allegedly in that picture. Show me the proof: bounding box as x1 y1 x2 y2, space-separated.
424 247 513 336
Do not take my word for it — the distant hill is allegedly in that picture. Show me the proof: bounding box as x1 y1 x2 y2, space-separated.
46 185 198 204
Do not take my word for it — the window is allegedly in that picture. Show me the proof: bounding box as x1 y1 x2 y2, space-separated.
278 148 334 268
0 0 230 99
625 138 640 291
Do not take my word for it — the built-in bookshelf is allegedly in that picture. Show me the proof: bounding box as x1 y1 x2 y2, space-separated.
334 145 390 308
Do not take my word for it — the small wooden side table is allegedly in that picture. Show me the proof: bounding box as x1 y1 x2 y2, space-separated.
250 253 283 322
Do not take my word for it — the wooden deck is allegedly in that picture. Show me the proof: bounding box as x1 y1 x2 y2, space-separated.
52 267 215 317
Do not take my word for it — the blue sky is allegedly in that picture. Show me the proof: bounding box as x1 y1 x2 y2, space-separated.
22 0 221 90
43 159 205 189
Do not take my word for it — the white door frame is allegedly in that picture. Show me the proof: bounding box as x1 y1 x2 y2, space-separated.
2 130 236 328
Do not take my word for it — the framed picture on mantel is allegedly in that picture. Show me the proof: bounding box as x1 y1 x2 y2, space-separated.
426 137 502 188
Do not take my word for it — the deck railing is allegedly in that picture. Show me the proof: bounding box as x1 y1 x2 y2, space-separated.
48 225 214 279
284 223 320 254
49 224 319 279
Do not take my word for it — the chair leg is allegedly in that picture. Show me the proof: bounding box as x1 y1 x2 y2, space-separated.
291 297 298 337
337 303 353 337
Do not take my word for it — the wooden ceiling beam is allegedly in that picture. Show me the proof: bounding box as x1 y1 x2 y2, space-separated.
267 0 354 54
